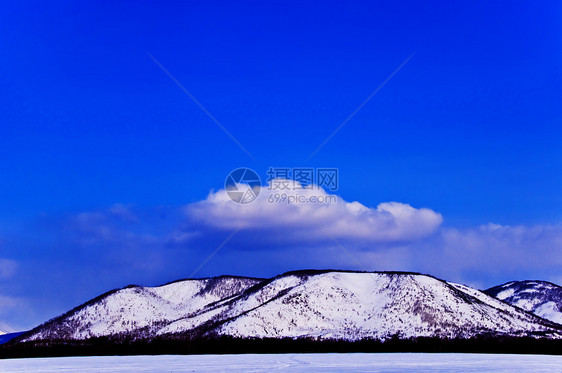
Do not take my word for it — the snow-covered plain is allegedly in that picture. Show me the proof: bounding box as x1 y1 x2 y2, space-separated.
1 353 561 372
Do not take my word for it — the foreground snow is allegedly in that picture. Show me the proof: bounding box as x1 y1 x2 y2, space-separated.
1 353 561 372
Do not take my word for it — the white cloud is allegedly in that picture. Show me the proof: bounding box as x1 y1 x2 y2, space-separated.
187 180 443 244
109 203 139 222
441 223 562 270
0 259 17 279
391 223 562 287
20 191 561 294
0 295 23 319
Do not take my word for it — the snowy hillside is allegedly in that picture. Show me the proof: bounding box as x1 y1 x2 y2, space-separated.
484 281 562 325
22 275 263 341
19 271 562 343
212 272 560 340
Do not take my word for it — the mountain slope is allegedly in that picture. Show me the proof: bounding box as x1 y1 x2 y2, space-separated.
19 271 562 343
22 275 263 341
484 281 562 325
207 271 560 340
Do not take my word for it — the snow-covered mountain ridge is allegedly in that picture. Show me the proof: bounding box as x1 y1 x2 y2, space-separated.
18 271 562 343
484 281 562 325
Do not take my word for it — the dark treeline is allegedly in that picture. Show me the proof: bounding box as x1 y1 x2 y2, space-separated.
1 335 562 359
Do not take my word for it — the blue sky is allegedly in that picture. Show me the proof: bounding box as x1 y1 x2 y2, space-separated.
1 1 562 330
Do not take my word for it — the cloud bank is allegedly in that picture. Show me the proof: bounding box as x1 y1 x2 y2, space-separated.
0 259 17 279
417 223 562 287
186 181 443 245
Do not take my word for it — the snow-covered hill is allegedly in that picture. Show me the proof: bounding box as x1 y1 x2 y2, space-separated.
19 271 562 343
484 281 562 325
22 275 263 341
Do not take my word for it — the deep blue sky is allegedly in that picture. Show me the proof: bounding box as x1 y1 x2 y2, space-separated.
1 1 562 329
